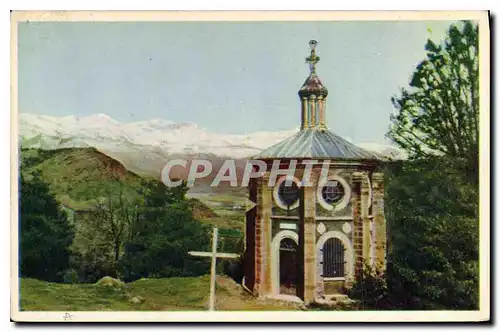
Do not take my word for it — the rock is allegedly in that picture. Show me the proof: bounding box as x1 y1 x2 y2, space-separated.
129 296 145 304
95 276 125 289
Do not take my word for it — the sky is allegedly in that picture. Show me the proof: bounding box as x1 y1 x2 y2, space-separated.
18 20 455 144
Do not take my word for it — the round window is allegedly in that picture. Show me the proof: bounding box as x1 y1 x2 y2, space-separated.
273 177 301 210
317 176 351 211
321 180 345 204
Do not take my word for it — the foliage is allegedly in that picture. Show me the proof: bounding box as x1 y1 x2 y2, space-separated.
388 21 479 183
19 168 75 282
348 264 389 309
384 159 479 310
19 148 216 283
348 160 479 311
120 180 211 282
383 20 480 310
66 182 142 282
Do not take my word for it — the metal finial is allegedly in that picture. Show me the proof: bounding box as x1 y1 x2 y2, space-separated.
305 40 320 74
309 40 317 50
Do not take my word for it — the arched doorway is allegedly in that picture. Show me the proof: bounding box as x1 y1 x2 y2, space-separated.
279 238 298 295
271 230 299 295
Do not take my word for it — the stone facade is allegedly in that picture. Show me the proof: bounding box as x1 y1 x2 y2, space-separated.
244 164 386 303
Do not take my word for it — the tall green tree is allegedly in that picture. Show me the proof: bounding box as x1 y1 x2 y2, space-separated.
19 171 75 282
378 21 480 310
388 21 479 182
385 159 478 309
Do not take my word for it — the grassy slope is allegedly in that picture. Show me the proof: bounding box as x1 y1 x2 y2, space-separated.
20 147 236 228
20 277 302 311
20 148 143 210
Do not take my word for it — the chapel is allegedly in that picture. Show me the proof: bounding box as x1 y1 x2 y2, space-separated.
243 40 387 303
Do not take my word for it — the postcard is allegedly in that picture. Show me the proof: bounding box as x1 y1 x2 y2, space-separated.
10 10 490 322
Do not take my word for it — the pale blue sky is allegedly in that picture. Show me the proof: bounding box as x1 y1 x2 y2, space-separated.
18 21 455 143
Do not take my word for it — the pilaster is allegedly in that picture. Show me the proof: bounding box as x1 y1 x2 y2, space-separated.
351 172 364 276
244 178 257 292
254 173 272 295
372 172 386 271
360 174 371 264
298 170 318 303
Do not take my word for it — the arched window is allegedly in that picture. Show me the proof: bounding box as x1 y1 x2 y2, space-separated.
322 237 345 279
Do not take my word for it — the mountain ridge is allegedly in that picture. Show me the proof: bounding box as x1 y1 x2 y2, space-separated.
19 113 407 178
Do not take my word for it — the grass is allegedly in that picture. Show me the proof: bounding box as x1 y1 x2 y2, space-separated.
20 276 211 311
19 276 304 311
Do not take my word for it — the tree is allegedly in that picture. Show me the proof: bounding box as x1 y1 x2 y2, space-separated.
367 21 481 310
120 180 210 282
385 159 478 309
70 183 141 281
388 21 479 183
92 185 140 264
19 171 75 282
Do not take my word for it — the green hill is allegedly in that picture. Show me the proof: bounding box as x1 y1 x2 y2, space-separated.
20 147 143 210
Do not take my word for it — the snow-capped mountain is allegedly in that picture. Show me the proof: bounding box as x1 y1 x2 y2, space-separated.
19 113 298 158
19 113 406 176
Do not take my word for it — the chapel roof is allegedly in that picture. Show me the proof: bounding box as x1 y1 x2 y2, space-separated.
255 128 380 160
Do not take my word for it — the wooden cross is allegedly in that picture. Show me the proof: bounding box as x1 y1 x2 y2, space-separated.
188 227 239 311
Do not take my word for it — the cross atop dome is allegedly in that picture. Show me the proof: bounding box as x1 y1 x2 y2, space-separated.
305 40 320 74
299 40 328 100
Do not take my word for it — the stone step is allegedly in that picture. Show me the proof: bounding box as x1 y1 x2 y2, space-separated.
325 294 348 301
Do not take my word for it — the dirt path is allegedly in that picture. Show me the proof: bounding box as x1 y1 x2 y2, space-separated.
213 276 304 311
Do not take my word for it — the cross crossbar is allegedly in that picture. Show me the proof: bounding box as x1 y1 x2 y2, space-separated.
188 251 239 259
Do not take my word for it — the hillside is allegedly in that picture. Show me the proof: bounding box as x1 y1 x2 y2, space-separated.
19 147 244 230
20 276 302 311
20 147 144 210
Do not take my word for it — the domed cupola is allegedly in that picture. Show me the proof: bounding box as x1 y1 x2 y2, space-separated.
256 40 379 161
299 40 329 130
